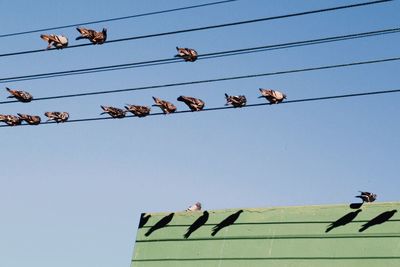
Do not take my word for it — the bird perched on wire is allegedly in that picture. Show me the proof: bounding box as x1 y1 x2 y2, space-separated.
40 34 68 49
0 114 21 126
356 191 377 203
18 113 41 125
225 93 247 107
76 27 107 45
44 112 69 123
177 96 205 111
186 202 202 212
175 47 198 62
125 104 151 118
100 106 126 118
6 87 33 103
258 88 287 104
152 97 177 114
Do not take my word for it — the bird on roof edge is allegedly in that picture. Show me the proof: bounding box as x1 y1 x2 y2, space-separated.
186 202 202 212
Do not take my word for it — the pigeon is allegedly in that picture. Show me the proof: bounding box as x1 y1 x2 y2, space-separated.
6 87 33 102
145 213 174 237
0 114 21 126
17 113 41 125
175 47 198 62
100 105 126 118
186 202 202 212
40 34 68 49
356 191 377 203
184 211 209 239
258 88 287 104
125 104 151 118
44 112 69 123
152 97 177 114
177 96 205 111
76 27 107 44
225 93 247 108
212 210 243 236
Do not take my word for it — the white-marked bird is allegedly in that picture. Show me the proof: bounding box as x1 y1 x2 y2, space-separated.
225 93 247 107
258 88 287 104
44 112 69 123
175 47 198 62
40 34 68 49
0 114 21 126
177 96 205 111
152 97 177 114
356 191 377 203
18 113 41 125
186 202 202 212
6 87 33 103
125 104 151 118
76 27 107 44
100 105 126 118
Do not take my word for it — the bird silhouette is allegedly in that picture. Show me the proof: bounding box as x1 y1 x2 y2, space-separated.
225 93 246 108
76 27 107 44
100 105 126 118
325 209 362 233
186 202 202 212
258 88 287 104
177 96 205 111
359 210 397 232
152 97 177 114
6 87 33 102
145 213 174 237
175 47 198 62
0 114 21 126
211 210 243 236
184 211 209 239
356 191 377 203
40 34 68 49
17 113 41 125
44 112 69 123
125 104 151 118
138 213 151 229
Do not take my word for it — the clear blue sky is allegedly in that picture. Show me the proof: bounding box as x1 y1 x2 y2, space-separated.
0 1 399 266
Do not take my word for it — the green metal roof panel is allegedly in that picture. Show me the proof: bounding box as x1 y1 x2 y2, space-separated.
131 202 400 267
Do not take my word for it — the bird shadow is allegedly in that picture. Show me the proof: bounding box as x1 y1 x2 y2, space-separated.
138 213 151 229
359 210 398 232
325 209 362 233
184 211 209 239
144 213 174 237
211 210 243 236
349 202 363 209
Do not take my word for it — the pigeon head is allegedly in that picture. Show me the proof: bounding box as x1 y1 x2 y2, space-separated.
195 202 202 210
177 96 184 101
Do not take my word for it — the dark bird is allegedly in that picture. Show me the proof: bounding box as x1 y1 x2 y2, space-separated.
100 105 126 118
125 104 151 118
359 210 397 232
186 202 202 212
211 210 243 236
138 213 151 229
44 112 69 123
184 211 209 239
76 27 107 44
40 34 68 49
145 213 174 237
325 209 362 233
6 87 33 102
258 88 287 104
356 191 377 203
17 113 41 125
152 97 177 114
177 96 205 111
175 47 198 62
225 93 246 108
0 114 21 126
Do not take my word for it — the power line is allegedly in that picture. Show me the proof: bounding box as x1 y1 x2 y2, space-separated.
1 27 399 84
0 55 399 105
0 0 239 38
1 89 398 128
0 0 392 58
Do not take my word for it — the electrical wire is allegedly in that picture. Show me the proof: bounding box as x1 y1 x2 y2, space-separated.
0 55 399 105
0 0 392 58
0 0 239 38
1 27 399 84
1 89 398 128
